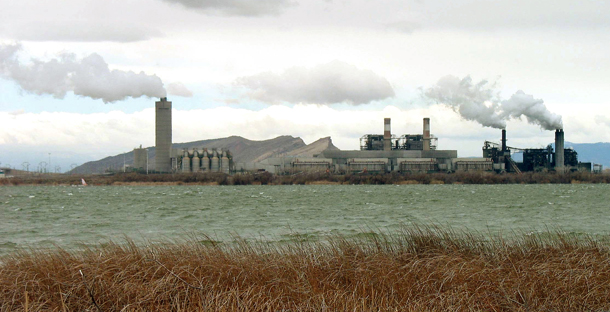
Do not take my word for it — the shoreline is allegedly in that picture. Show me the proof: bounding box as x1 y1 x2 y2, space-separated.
2 171 610 186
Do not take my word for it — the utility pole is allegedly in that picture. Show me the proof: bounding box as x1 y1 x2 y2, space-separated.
22 162 29 172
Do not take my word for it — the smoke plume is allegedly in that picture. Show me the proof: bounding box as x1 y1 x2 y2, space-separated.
0 43 166 103
425 75 562 130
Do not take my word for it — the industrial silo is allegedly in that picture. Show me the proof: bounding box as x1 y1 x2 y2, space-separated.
192 150 200 172
211 149 220 172
221 150 230 174
201 150 210 171
181 149 190 173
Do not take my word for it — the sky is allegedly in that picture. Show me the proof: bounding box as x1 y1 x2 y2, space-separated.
1 0 609 172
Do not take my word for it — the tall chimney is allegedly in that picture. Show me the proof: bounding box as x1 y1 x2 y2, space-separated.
423 118 431 151
501 129 507 152
555 129 564 170
384 118 391 151
155 97 172 173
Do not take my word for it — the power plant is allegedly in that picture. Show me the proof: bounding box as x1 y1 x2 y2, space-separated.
149 97 590 175
247 118 591 174
151 97 234 174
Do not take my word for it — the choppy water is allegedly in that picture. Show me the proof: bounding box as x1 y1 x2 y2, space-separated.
1 184 609 254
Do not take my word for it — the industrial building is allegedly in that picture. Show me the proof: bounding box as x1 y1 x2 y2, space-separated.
152 97 589 175
178 148 233 174
152 97 234 173
247 118 590 174
483 129 590 173
133 145 147 171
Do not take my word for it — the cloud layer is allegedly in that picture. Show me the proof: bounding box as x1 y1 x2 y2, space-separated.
425 75 562 130
159 0 296 16
0 44 166 103
10 21 163 43
236 61 395 105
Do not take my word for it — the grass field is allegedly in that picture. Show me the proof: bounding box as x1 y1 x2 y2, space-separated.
2 227 610 311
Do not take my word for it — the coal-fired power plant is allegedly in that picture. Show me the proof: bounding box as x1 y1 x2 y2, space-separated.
148 97 589 175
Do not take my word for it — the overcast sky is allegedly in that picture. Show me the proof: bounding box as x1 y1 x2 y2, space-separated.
1 0 609 172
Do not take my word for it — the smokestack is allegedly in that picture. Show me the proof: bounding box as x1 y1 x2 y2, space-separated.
384 118 391 151
155 97 172 173
501 129 507 152
555 129 564 170
423 118 431 151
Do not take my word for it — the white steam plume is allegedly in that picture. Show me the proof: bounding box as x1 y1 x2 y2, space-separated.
425 75 562 130
0 43 166 103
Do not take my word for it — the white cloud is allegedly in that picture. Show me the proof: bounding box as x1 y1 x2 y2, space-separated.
8 21 163 43
159 0 296 16
0 44 166 103
235 61 395 105
167 82 193 97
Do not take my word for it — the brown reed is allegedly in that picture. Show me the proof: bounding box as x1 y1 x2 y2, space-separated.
2 227 610 311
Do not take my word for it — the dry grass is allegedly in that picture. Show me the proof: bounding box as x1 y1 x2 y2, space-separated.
2 227 610 311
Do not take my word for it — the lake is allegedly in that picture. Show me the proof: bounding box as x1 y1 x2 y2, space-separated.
1 184 609 254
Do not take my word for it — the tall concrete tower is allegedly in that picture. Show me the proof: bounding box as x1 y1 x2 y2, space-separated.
423 118 431 151
383 118 392 151
155 97 172 173
555 129 564 171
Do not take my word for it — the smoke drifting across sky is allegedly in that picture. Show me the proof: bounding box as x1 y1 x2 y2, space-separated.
425 75 563 131
0 43 166 103
236 60 395 105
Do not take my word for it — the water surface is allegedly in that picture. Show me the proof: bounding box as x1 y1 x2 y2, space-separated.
1 184 609 254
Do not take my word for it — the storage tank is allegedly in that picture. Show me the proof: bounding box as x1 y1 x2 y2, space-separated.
191 150 200 172
221 150 230 174
211 149 220 172
181 149 190 173
133 145 147 170
201 150 210 171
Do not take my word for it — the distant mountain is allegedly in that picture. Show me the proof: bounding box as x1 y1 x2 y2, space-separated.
564 142 610 168
69 136 338 174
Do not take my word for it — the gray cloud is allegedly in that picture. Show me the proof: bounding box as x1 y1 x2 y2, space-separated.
9 21 163 43
412 0 610 31
0 44 166 103
159 0 296 16
384 21 421 34
235 61 395 105
167 82 193 97
595 115 610 127
425 75 562 130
